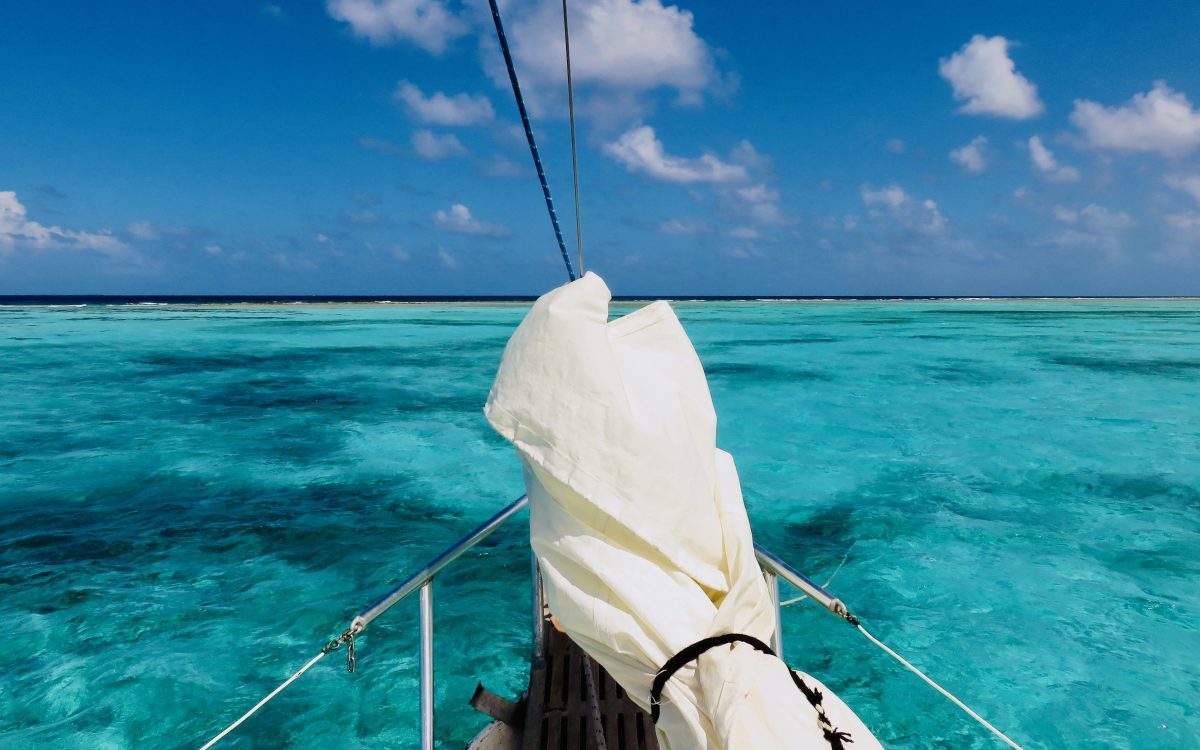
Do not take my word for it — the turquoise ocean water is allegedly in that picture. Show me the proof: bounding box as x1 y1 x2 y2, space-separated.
1 299 1197 750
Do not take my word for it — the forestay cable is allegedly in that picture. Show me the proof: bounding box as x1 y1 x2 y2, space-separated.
561 0 584 274
487 0 576 281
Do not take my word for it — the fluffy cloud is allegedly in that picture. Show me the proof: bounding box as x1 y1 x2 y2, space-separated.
1028 136 1081 182
861 183 947 235
326 0 467 54
1154 211 1200 265
861 184 907 211
433 203 510 237
127 220 158 240
727 226 760 240
604 125 747 184
1070 82 1200 157
331 0 725 120
659 218 708 234
1056 204 1134 232
412 129 468 159
480 155 523 177
509 0 716 105
1164 211 1200 233
394 80 494 126
0 191 128 257
938 35 1043 119
124 220 213 242
733 182 782 225
1050 203 1133 260
950 135 988 173
1165 174 1200 205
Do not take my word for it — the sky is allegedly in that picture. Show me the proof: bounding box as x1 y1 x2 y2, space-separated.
2 0 1200 296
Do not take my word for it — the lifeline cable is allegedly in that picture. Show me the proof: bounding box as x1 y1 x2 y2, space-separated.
487 0 576 281
855 622 1028 750
196 651 327 750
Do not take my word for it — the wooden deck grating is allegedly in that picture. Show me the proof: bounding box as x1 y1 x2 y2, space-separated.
519 620 659 750
469 599 659 750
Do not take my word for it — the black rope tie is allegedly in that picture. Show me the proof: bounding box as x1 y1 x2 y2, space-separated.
788 671 855 750
649 633 854 750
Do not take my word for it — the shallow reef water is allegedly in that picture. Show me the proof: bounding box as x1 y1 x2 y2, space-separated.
0 299 1197 749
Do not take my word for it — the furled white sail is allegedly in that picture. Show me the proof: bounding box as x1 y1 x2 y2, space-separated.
485 272 884 750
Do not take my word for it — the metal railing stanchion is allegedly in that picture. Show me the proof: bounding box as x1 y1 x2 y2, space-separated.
419 582 435 750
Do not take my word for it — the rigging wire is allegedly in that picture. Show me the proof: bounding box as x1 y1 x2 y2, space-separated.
561 0 584 275
196 650 328 750
856 623 1028 750
487 0 576 281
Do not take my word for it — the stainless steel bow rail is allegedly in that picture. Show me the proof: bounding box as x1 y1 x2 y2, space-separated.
194 494 1029 750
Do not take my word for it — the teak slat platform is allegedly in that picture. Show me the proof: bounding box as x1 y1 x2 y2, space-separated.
468 605 659 750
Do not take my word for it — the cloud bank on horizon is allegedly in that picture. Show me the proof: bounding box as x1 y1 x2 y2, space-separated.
2 0 1200 295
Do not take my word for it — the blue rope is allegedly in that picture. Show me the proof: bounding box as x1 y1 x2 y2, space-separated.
487 0 577 282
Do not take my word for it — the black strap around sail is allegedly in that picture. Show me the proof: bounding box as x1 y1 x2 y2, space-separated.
649 633 854 750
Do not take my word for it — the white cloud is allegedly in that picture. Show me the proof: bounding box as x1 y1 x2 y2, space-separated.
950 135 988 173
727 226 760 240
411 129 468 160
1049 203 1133 260
203 244 223 255
1054 204 1132 232
938 35 1043 119
1164 211 1200 233
1028 136 1081 182
1078 204 1133 232
436 246 460 268
0 191 128 257
1070 82 1200 157
659 218 707 235
1156 211 1200 265
1053 206 1078 224
326 0 467 54
481 155 523 177
342 208 389 226
885 138 906 154
729 140 770 171
433 203 510 237
733 182 782 225
861 183 947 235
509 0 716 105
394 80 494 126
127 220 158 240
861 184 908 211
603 125 748 184
1165 175 1200 205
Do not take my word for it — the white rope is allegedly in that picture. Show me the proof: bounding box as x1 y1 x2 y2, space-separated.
855 623 1027 750
197 650 327 750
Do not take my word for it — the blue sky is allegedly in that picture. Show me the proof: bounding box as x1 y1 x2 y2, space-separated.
3 0 1200 295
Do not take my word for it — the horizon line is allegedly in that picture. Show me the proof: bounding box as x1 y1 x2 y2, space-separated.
3 293 1199 305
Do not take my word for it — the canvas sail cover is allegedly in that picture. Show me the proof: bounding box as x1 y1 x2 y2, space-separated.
485 273 883 750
